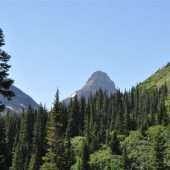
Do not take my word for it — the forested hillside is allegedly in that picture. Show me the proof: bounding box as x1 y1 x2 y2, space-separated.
140 63 170 90
0 71 170 170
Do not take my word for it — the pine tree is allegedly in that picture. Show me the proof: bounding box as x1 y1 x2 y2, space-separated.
29 105 48 170
79 96 86 135
11 107 34 170
157 97 169 126
161 100 169 126
0 28 15 112
153 127 166 170
80 141 89 170
61 103 68 134
66 95 80 137
123 92 131 133
64 136 75 170
122 147 129 170
41 90 66 170
5 113 19 167
0 116 8 170
110 131 121 155
114 95 124 133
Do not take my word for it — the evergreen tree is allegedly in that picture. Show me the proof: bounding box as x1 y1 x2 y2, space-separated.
41 90 66 170
79 96 86 135
29 105 48 170
80 141 89 170
110 131 121 155
11 107 34 170
0 28 15 112
0 116 8 170
153 128 166 170
64 136 75 170
122 147 129 170
5 113 19 167
66 95 80 137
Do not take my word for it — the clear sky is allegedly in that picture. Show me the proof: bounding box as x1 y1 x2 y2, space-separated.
0 0 170 108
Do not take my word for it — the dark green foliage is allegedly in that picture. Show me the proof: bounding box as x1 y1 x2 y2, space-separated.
11 107 35 170
0 28 14 112
41 90 66 170
80 141 89 170
64 136 75 170
122 147 129 170
5 113 19 167
110 131 121 155
66 95 80 137
0 116 8 170
150 126 167 170
28 105 48 170
79 96 86 135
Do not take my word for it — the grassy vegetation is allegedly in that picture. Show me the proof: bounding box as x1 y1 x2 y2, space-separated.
140 63 170 90
140 62 170 115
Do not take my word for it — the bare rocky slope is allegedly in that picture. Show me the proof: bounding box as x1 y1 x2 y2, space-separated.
63 71 116 104
0 85 39 113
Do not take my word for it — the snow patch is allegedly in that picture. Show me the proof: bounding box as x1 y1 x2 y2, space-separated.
20 104 26 108
6 106 15 111
70 92 77 98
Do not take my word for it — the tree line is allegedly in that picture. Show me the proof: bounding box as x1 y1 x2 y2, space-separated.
0 82 169 170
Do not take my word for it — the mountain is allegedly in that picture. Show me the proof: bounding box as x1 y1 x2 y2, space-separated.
63 71 116 103
0 85 39 113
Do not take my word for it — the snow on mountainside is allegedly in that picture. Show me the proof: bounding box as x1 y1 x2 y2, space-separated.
63 71 116 104
0 85 39 114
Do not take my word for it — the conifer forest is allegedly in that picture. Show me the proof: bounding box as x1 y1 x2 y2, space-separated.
1 81 170 170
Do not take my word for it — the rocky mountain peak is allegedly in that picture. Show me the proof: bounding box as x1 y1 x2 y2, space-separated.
82 71 116 94
64 71 116 104
88 71 109 81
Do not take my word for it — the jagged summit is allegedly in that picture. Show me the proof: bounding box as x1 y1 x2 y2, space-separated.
64 71 116 103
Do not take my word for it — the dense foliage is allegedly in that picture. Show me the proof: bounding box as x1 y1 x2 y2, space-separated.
0 81 169 170
0 28 14 111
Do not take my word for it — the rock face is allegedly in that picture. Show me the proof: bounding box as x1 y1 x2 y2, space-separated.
0 85 39 113
63 71 116 103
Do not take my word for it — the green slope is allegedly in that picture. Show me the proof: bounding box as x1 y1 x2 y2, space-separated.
140 62 170 111
140 62 170 90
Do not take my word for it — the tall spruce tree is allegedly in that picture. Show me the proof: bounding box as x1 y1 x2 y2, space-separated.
0 28 14 112
0 115 8 170
28 105 48 170
79 96 86 135
41 90 66 170
80 141 89 170
66 95 80 137
5 113 18 167
11 107 35 170
152 126 166 170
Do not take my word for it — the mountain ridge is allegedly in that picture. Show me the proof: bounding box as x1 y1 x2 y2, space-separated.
1 85 39 113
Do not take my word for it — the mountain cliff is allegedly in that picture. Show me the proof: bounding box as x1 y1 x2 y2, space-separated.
63 71 116 103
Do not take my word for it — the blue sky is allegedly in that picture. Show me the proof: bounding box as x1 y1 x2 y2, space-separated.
0 0 170 108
